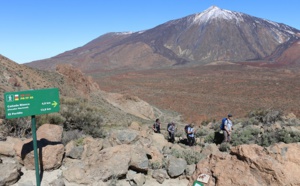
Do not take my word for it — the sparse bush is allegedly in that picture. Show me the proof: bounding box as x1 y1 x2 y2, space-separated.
170 148 183 159
175 130 184 138
278 130 300 144
231 126 260 146
201 120 210 126
219 143 231 152
161 158 168 169
74 137 85 146
60 97 80 106
60 99 104 138
170 148 203 165
1 117 31 138
211 122 221 131
259 132 278 147
195 128 208 137
149 161 161 169
248 109 282 125
183 150 203 165
204 133 215 143
62 130 84 145
248 109 268 123
242 117 260 127
36 113 66 127
285 118 300 126
263 110 282 124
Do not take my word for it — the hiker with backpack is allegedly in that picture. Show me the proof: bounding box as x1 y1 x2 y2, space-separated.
220 114 233 143
187 123 196 146
167 122 176 143
184 124 191 140
153 118 161 133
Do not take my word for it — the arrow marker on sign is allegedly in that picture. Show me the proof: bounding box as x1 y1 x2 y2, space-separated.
52 101 58 107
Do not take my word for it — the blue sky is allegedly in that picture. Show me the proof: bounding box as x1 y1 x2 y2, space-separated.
1 0 299 64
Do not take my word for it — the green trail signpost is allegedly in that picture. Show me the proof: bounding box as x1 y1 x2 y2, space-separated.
4 88 60 119
4 88 60 186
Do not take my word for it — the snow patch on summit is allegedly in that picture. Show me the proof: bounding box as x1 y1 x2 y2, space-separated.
192 6 244 24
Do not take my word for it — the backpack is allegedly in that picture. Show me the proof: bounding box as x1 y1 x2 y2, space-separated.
184 124 190 134
220 118 227 130
167 123 172 131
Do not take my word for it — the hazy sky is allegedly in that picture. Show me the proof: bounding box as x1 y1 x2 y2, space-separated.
1 0 299 64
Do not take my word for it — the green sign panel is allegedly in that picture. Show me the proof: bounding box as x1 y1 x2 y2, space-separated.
192 181 204 186
4 88 60 119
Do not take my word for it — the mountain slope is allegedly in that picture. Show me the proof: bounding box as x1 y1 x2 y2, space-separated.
0 55 162 125
26 6 300 72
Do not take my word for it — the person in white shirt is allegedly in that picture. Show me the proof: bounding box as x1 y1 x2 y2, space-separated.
187 123 195 146
223 114 233 143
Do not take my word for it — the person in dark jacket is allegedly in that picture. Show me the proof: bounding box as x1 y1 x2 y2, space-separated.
152 118 161 133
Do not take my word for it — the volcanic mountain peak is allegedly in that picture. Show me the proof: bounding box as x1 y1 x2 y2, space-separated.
192 6 244 24
26 6 300 72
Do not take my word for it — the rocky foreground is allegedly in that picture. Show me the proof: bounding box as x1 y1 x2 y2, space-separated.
1 122 300 186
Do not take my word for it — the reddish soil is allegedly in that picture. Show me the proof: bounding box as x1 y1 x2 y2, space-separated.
92 63 300 124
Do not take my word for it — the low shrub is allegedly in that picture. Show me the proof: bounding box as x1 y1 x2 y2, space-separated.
195 128 208 137
204 133 215 143
170 148 183 159
36 113 66 127
170 148 203 165
278 130 300 144
285 118 300 126
219 143 230 152
258 132 278 147
231 126 260 146
247 109 282 125
74 137 85 146
60 100 104 138
1 117 31 138
183 150 203 165
149 161 162 169
62 129 84 145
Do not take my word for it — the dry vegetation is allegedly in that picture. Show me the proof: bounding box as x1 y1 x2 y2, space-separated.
93 63 300 124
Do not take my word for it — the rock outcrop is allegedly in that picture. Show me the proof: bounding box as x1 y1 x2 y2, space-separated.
2 122 300 185
14 124 64 170
0 162 21 185
191 143 300 186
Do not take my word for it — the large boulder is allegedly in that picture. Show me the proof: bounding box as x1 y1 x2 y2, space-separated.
130 145 149 172
127 170 146 186
151 133 169 151
167 156 187 178
152 169 169 184
0 163 21 185
15 139 64 170
81 137 103 159
63 144 132 184
14 124 64 170
36 124 63 142
108 129 139 146
191 143 300 186
63 164 90 185
0 137 22 156
65 140 80 159
146 146 164 169
129 121 141 131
